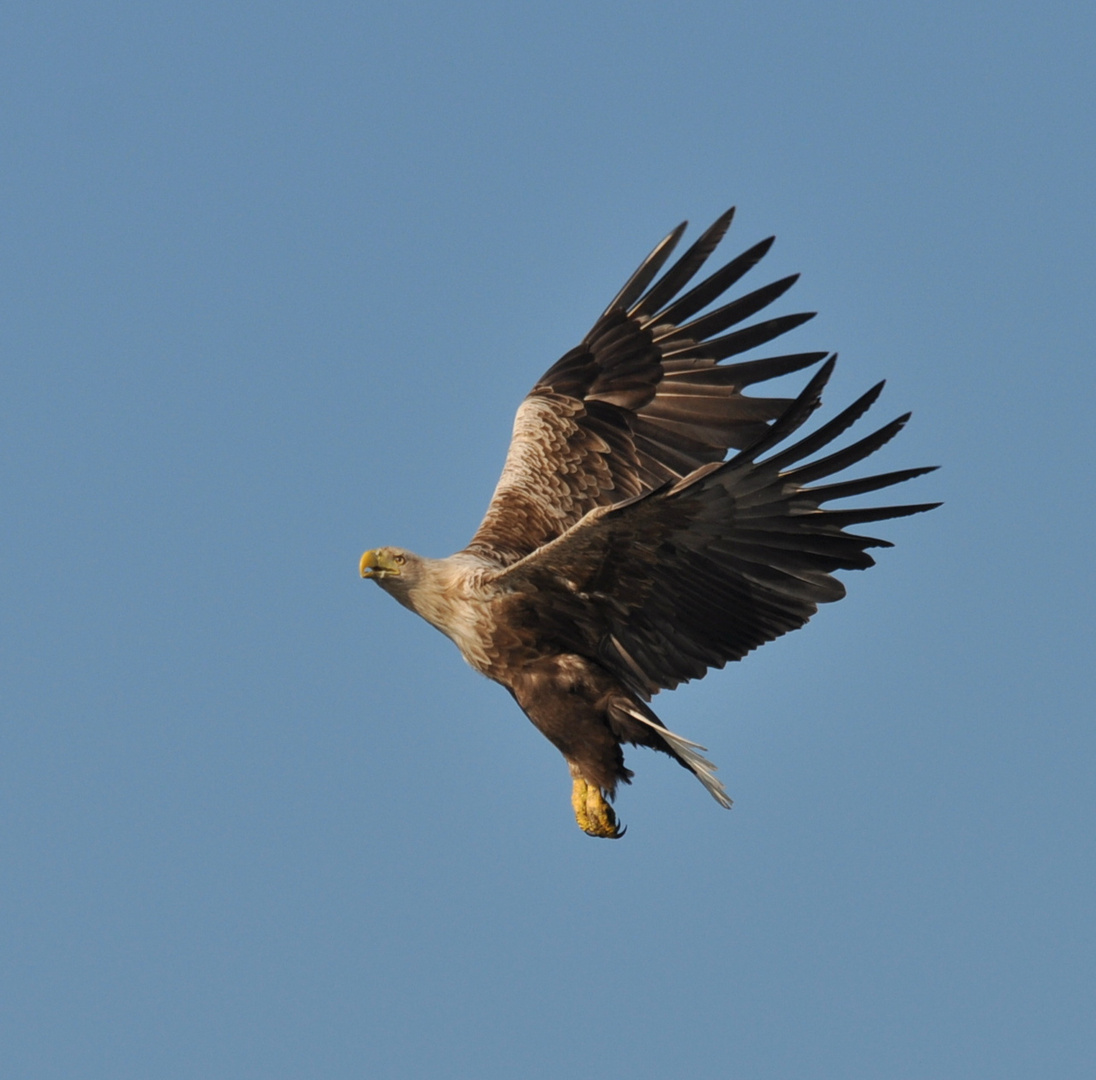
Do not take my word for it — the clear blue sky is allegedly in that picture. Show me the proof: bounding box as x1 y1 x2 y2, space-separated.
2 3 1093 1078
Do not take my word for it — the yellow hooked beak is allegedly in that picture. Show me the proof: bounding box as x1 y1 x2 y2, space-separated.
360 549 400 579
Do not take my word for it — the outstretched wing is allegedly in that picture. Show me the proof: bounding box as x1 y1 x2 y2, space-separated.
463 209 827 566
496 358 939 697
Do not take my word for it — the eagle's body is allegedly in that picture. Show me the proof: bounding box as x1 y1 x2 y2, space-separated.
361 209 937 837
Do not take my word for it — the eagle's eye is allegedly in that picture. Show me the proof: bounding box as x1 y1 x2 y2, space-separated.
394 554 406 565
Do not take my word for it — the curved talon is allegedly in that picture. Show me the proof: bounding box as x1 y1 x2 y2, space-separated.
571 775 626 839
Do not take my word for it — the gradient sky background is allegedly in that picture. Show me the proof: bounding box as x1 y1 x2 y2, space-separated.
2 3 1093 1078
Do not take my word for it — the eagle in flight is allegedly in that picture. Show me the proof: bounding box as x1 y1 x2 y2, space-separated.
360 209 937 838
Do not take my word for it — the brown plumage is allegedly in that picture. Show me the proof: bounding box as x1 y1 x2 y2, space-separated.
360 208 938 838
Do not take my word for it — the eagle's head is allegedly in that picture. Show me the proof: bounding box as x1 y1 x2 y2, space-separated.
359 546 440 617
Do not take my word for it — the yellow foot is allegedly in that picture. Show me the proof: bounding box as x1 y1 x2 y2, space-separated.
571 775 625 839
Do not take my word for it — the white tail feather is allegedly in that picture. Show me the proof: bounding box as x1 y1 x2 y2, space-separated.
615 702 733 808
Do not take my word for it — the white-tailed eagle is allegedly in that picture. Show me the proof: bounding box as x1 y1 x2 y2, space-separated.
360 209 937 837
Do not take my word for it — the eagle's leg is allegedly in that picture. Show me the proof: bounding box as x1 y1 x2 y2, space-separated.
569 765 625 839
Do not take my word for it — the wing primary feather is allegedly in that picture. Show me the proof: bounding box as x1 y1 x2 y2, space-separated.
663 352 828 387
726 355 837 464
629 208 736 319
654 236 776 326
670 312 817 362
660 275 801 344
802 465 939 504
598 222 688 319
779 413 912 486
759 381 886 473
820 502 942 528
